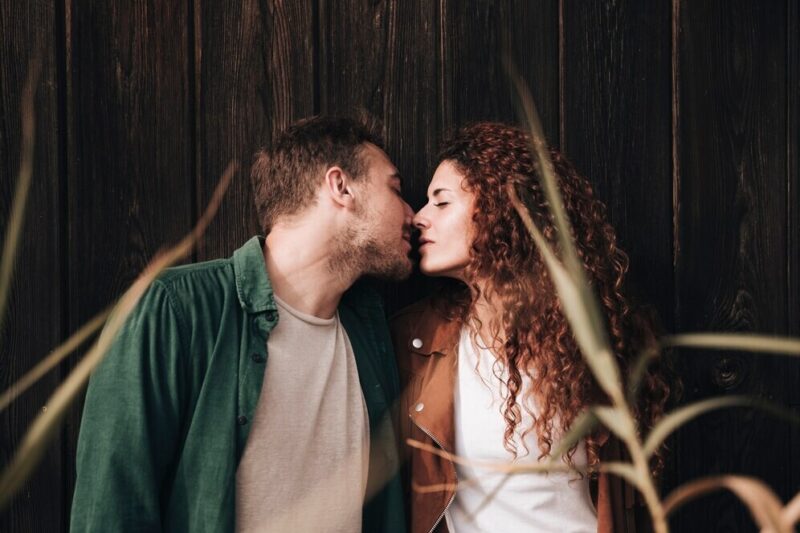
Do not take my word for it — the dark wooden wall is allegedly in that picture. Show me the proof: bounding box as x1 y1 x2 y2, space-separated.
1 1 797 531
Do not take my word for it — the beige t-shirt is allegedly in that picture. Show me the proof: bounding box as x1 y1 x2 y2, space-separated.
236 294 369 532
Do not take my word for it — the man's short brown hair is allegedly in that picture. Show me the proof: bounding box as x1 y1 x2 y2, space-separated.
251 116 384 232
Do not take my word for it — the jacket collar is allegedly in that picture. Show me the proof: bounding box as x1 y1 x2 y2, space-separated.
232 236 278 315
407 302 463 452
406 302 462 358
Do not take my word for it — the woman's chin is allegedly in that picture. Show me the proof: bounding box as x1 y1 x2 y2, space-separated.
418 261 443 277
419 262 462 281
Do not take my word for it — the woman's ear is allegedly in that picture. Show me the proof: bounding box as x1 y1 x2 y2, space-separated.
324 166 356 209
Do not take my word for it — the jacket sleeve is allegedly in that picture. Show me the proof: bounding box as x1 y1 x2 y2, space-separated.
70 280 188 532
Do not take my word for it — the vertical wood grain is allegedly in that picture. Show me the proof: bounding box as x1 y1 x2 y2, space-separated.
561 0 673 329
672 1 792 530
318 0 440 312
0 1 64 530
787 0 800 506
787 0 800 407
560 5 672 527
194 0 314 261
63 0 193 519
439 1 559 143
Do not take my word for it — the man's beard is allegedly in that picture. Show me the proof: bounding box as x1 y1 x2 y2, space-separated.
329 219 412 282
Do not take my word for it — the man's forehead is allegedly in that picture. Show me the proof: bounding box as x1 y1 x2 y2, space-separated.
362 143 399 177
361 142 390 162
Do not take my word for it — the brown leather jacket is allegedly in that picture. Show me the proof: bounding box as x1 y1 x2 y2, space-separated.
390 297 648 533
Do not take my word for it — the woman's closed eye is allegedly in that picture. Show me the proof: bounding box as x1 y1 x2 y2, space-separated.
433 202 450 208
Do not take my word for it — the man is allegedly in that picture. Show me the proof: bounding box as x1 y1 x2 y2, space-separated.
70 116 413 532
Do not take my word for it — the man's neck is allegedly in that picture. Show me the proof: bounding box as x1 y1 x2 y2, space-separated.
264 222 357 319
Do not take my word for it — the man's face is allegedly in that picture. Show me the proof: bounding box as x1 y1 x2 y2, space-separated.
347 143 414 280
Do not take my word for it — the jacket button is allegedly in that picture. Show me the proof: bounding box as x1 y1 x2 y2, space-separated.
237 415 248 426
414 402 424 412
251 353 266 363
411 338 423 349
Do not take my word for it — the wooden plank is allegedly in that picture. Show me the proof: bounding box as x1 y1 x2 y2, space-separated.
561 0 673 329
789 0 800 511
63 0 193 520
792 412 800 522
788 0 800 407
672 1 791 530
0 2 64 530
318 0 441 312
318 0 439 207
194 0 314 261
439 1 559 143
560 4 673 526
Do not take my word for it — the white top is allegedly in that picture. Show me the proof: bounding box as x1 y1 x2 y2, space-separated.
236 294 369 533
444 326 597 533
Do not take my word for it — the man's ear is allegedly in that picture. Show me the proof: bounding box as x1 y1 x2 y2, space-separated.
324 166 357 209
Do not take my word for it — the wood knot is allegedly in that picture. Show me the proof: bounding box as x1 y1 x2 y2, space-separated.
711 355 745 390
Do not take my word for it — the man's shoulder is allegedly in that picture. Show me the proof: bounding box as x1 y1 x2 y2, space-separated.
155 236 262 293
155 257 234 292
142 257 239 321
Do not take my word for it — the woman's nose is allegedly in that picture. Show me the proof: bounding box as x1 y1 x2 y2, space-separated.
413 209 429 229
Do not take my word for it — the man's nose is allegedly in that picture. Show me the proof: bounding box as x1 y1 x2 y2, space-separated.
403 201 414 223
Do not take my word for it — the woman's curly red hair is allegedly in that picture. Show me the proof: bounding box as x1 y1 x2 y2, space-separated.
436 122 671 476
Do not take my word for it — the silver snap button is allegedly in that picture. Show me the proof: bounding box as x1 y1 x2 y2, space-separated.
411 338 423 349
415 402 424 412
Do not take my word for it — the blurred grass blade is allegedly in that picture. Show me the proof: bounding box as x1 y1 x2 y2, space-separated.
783 491 800 527
0 284 147 506
0 309 110 411
600 462 643 492
626 345 660 405
502 56 582 281
504 55 665 533
547 410 598 464
406 438 575 475
504 57 615 378
471 473 512 519
645 396 800 460
663 333 800 355
643 396 750 458
508 185 622 399
663 476 790 533
0 163 236 509
593 406 636 442
0 58 41 338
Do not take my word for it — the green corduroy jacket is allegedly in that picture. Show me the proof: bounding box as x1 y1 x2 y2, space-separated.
70 236 406 533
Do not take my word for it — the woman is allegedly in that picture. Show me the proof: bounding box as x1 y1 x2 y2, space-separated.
391 122 670 533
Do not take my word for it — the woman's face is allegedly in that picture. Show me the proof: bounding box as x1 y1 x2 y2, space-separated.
413 160 475 280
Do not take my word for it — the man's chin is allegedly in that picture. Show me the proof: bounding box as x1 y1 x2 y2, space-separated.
368 257 414 281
